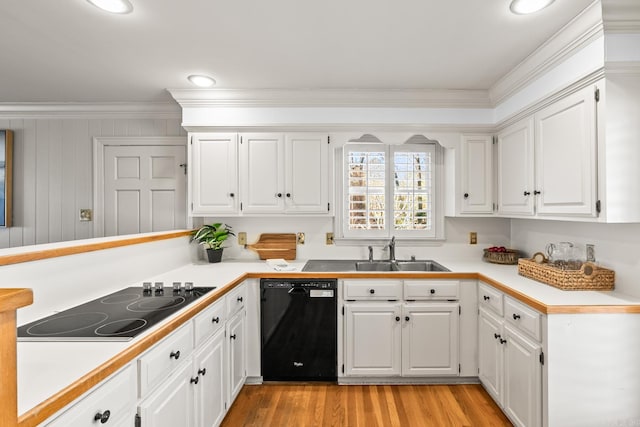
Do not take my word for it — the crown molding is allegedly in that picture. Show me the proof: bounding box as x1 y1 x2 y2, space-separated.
167 88 493 109
605 61 640 73
0 102 181 119
180 123 496 134
489 1 604 105
603 0 640 33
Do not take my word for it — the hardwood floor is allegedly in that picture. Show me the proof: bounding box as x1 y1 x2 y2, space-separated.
221 383 512 427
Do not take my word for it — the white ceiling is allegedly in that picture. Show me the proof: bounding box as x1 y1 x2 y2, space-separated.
0 0 595 103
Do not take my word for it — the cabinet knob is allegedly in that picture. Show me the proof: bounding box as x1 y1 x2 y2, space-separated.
94 410 111 424
395 316 400 322
483 295 490 301
229 193 235 198
190 376 199 384
512 313 521 320
430 289 435 295
276 193 283 198
464 193 469 199
198 368 207 376
500 338 507 344
212 316 220 323
494 333 501 339
405 316 410 322
534 190 541 195
523 191 531 196
369 289 375 294
237 296 243 302
230 334 237 340
286 193 291 198
170 350 180 360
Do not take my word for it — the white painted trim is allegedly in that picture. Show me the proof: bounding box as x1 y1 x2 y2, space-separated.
602 0 640 33
167 88 492 109
0 102 181 119
489 1 603 105
92 136 187 238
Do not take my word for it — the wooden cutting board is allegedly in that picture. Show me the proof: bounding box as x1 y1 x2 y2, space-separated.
245 233 297 260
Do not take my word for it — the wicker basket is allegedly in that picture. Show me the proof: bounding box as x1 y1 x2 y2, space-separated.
483 249 520 265
517 258 615 291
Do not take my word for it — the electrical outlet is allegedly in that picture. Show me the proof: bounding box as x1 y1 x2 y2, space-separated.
297 232 305 244
469 232 477 245
326 232 334 245
79 209 92 221
237 232 247 246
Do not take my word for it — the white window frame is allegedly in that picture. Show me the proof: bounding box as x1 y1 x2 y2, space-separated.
339 140 444 241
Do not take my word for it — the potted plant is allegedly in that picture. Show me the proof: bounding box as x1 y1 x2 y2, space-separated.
191 223 235 263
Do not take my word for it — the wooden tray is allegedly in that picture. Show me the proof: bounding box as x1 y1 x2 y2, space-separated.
517 258 614 291
245 233 296 260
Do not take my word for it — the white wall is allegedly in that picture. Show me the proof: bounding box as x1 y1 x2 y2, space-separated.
511 219 640 297
197 216 511 264
0 117 185 249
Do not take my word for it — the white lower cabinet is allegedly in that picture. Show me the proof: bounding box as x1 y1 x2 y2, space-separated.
193 329 226 427
478 282 542 427
226 309 247 405
343 279 460 378
45 364 137 427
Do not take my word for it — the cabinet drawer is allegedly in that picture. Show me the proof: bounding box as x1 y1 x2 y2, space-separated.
504 296 541 341
226 284 247 317
478 282 504 315
46 364 136 427
138 322 194 397
343 280 403 300
194 298 226 348
404 280 459 300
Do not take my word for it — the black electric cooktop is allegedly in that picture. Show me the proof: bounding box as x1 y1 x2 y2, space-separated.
17 286 215 342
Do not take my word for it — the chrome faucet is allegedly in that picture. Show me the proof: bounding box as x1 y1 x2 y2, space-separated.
386 236 396 261
368 245 374 262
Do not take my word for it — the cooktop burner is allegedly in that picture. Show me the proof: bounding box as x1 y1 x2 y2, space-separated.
17 286 215 342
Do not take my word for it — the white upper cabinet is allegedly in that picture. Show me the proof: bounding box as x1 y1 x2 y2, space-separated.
190 133 238 215
239 133 285 213
497 118 535 216
460 135 494 214
497 84 599 219
534 87 597 217
284 133 329 213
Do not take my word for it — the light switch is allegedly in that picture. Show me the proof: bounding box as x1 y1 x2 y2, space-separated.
237 232 247 246
79 209 92 221
297 232 305 244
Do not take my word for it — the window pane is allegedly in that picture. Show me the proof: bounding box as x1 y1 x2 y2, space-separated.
393 151 432 231
347 150 386 230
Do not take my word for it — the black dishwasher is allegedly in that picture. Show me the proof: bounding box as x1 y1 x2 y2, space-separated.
260 278 337 381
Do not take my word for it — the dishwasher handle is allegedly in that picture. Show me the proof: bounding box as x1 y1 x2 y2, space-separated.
288 287 308 295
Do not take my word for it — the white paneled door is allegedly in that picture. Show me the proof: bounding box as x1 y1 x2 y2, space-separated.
95 138 187 237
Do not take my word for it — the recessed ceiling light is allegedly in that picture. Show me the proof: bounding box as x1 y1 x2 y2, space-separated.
87 0 133 14
510 0 555 15
188 75 216 88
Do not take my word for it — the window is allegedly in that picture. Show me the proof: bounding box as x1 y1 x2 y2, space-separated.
342 142 440 239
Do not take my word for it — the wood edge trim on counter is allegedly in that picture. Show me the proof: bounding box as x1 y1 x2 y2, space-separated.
16 274 248 427
0 231 191 267
0 288 33 312
544 305 640 314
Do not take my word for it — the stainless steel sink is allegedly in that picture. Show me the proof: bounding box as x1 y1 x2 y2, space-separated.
302 259 449 272
355 261 394 271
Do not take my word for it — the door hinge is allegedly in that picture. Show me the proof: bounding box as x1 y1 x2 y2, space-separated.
240 202 243 211
595 88 600 102
135 414 141 427
190 202 193 210
189 136 193 145
458 364 461 373
327 202 330 212
596 200 601 214
539 351 545 365
458 306 461 315
342 306 344 315
492 136 497 145
342 364 345 374
328 135 331 144
225 401 228 410
240 136 243 144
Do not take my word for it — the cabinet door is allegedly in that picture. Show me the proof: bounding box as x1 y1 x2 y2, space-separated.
344 303 402 376
240 133 284 213
461 135 493 214
284 133 330 213
534 86 598 217
402 303 459 376
138 361 195 427
190 133 238 215
503 325 542 427
478 308 503 405
227 310 246 405
497 118 535 216
194 330 226 427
